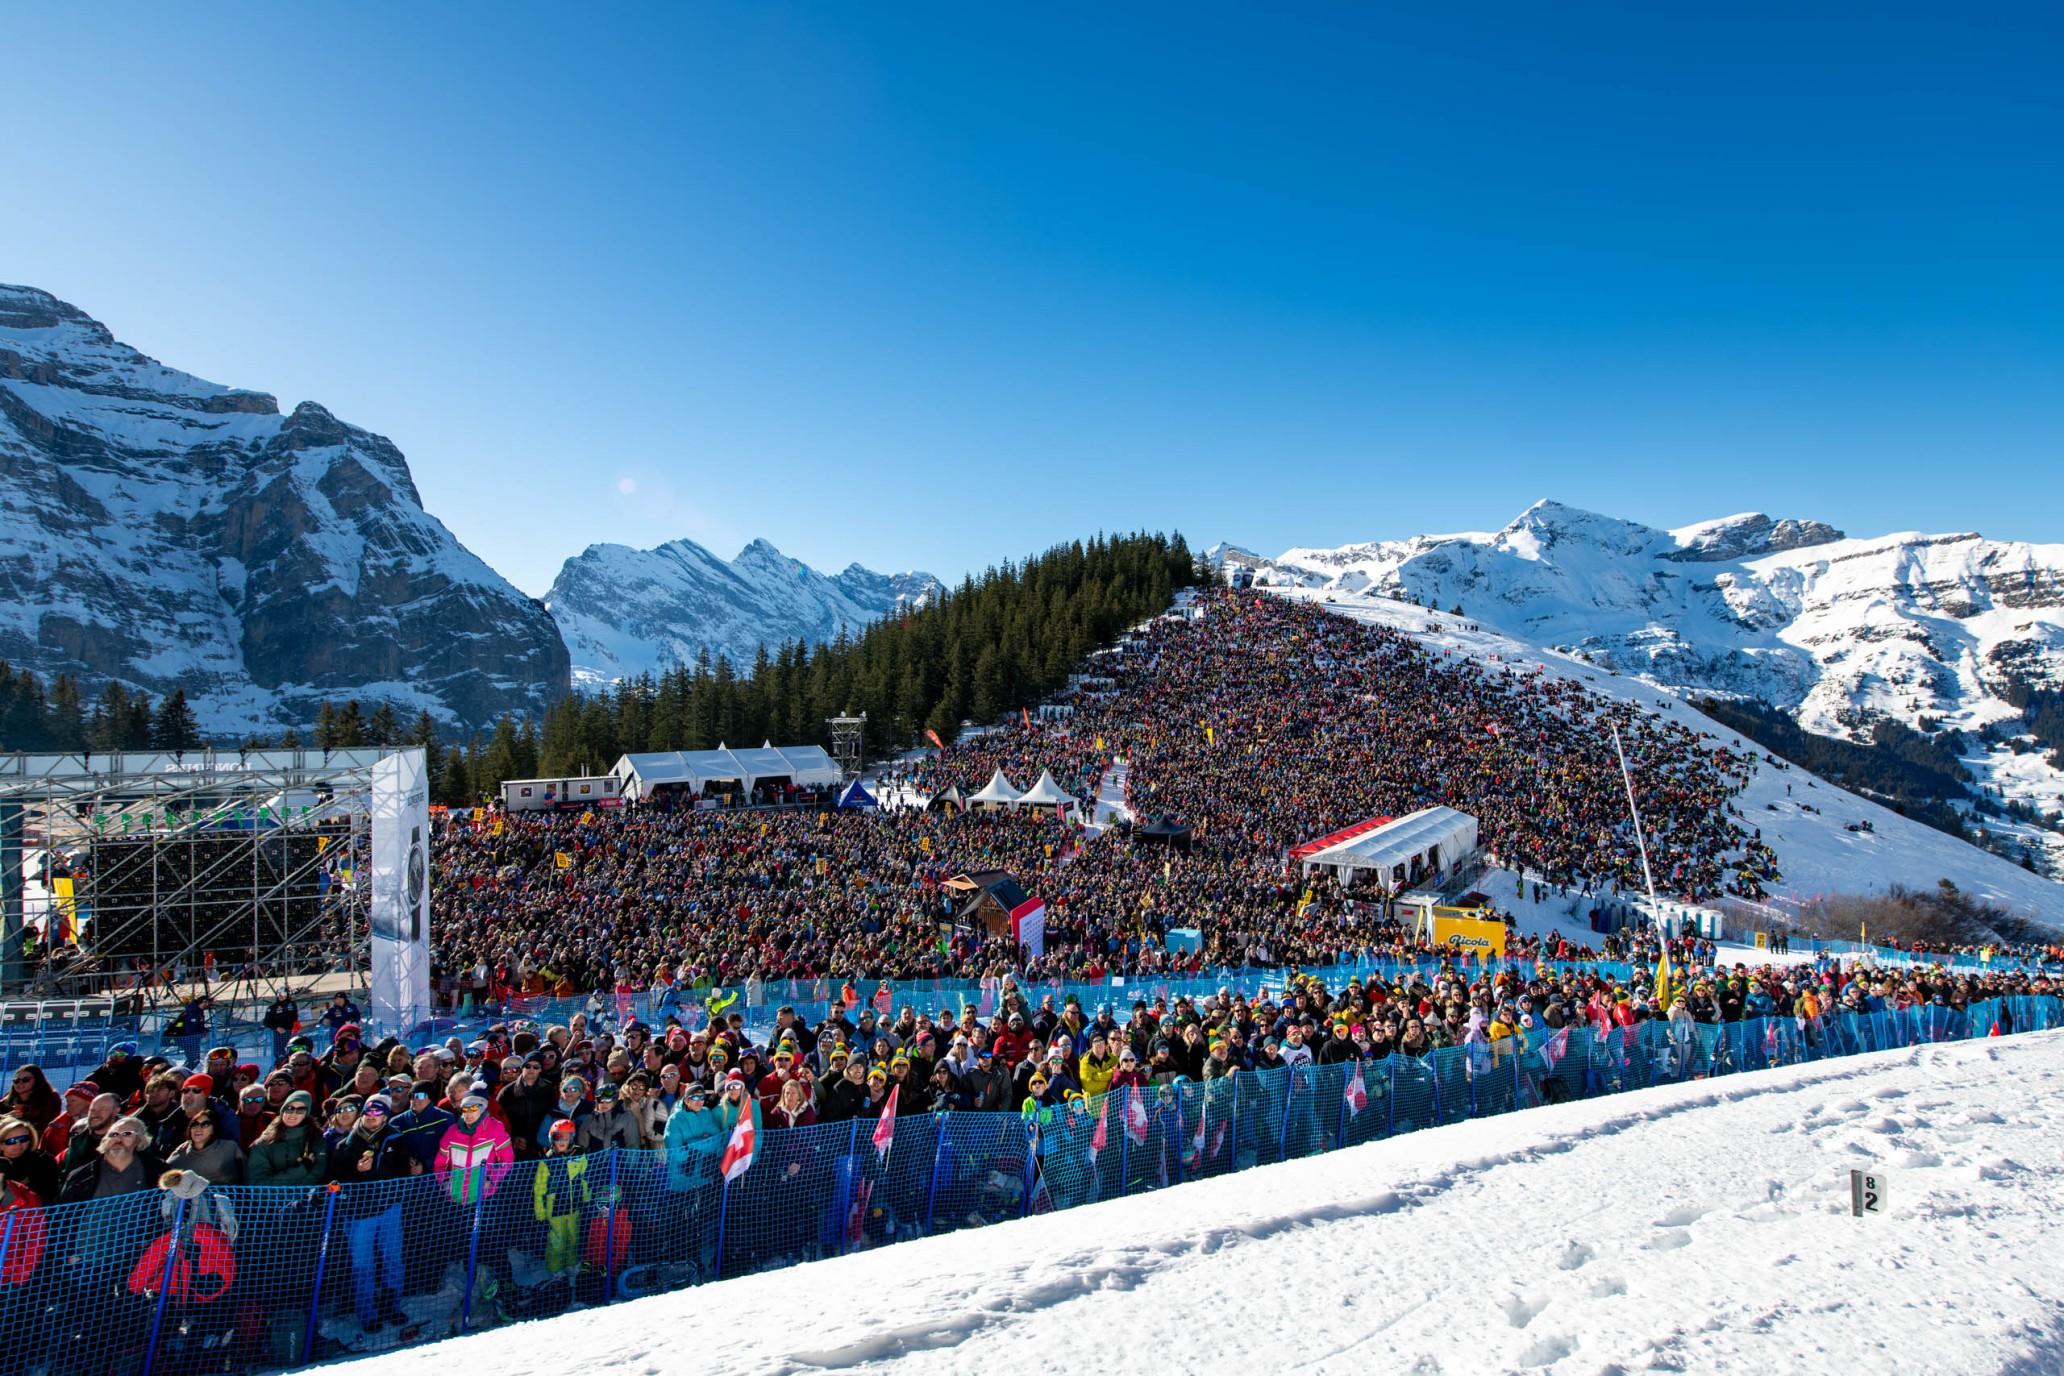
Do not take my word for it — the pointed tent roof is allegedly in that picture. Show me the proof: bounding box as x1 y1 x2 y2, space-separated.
924 783 966 811
836 779 879 809
1016 769 1078 807
967 769 1022 806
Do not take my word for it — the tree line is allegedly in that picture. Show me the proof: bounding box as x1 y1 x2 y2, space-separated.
0 531 1196 807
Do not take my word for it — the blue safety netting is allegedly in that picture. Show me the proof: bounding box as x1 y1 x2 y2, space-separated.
1 994 2057 1376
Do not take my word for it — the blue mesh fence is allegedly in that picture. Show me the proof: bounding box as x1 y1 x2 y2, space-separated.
1 994 2059 1374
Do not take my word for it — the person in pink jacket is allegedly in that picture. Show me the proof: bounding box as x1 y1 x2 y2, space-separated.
433 1094 513 1206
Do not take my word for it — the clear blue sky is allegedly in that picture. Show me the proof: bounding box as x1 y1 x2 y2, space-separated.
5 4 2059 594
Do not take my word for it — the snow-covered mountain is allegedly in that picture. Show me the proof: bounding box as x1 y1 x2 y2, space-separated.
546 537 940 684
0 284 569 735
1213 500 2064 820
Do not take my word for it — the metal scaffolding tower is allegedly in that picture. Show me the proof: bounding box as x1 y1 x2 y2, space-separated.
0 748 385 1000
826 713 867 781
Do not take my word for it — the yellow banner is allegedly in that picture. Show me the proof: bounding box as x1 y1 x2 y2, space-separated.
554 851 573 870
1431 914 1507 958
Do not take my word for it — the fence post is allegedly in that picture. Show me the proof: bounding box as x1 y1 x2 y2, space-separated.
1386 1058 1396 1137
140 1194 186 1376
300 1185 340 1364
1119 1103 1131 1196
1335 1066 1348 1150
1173 1095 1186 1184
713 1178 731 1281
1227 1077 1240 1171
0 1210 16 1300
603 1146 620 1301
458 1199 484 1333
836 1120 860 1257
1277 1070 1294 1163
922 1114 945 1235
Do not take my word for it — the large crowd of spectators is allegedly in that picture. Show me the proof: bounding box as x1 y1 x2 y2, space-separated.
427 590 1787 998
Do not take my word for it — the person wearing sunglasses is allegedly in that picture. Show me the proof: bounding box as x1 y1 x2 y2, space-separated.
58 1114 162 1203
0 1114 60 1201
166 1108 245 1186
323 1093 412 1333
2 1066 60 1134
247 1091 324 1188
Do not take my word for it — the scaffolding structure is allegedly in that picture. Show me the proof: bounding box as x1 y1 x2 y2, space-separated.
0 748 385 1001
826 713 867 781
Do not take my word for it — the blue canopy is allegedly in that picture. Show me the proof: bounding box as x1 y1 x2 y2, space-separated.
836 779 880 810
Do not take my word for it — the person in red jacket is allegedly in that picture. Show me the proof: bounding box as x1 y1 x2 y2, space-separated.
990 1014 1032 1067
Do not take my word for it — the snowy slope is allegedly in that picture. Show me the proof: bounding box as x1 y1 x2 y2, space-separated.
1271 587 2064 919
1212 501 2064 863
335 1029 2064 1376
546 536 939 684
0 284 569 734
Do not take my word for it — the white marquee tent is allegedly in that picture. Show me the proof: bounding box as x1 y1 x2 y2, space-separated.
611 744 843 801
1296 805 1479 891
967 769 1023 811
1016 769 1079 811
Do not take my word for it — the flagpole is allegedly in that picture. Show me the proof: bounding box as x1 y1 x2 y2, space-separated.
713 1177 730 1281
1608 719 1662 935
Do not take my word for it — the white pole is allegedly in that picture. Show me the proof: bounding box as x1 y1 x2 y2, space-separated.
1609 719 1664 937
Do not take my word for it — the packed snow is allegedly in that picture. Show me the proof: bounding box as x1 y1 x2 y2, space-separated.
335 1029 2064 1376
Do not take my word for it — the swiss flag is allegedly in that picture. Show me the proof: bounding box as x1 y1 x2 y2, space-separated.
718 1108 757 1183
1124 1086 1149 1144
1088 1095 1109 1166
872 1085 899 1160
1343 1062 1368 1119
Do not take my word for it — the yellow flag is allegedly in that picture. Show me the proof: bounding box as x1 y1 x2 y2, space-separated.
1205 725 1215 746
1654 946 1674 1007
1095 737 1105 751
555 851 572 870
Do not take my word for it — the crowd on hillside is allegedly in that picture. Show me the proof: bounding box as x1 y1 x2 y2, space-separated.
424 590 1788 997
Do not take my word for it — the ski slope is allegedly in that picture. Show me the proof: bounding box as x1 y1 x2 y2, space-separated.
1271 587 2064 923
342 1029 2064 1376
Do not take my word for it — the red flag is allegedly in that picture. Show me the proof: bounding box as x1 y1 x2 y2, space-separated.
718 1106 757 1182
1022 707 1032 729
872 1085 899 1160
1343 1062 1368 1119
925 728 946 752
1124 1085 1149 1144
1088 1095 1109 1166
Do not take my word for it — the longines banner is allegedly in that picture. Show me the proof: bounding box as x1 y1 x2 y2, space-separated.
369 748 431 1034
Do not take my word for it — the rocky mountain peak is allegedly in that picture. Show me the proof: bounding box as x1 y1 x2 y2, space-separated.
0 285 567 736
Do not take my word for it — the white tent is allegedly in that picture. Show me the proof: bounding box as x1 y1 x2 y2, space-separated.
1016 769 1079 810
612 744 843 801
1297 805 1479 891
967 769 1023 811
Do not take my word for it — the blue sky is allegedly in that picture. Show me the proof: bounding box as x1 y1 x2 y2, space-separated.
4 4 2059 594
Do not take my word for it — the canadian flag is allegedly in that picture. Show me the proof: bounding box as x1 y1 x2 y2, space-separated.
1124 1086 1149 1145
1343 1062 1368 1119
1088 1095 1109 1166
718 1108 756 1183
872 1085 899 1160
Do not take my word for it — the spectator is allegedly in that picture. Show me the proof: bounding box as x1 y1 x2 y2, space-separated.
0 1116 60 1202
246 1092 325 1188
165 1111 244 1186
59 1115 162 1202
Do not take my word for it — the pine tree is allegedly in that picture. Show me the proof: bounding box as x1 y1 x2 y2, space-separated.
332 700 366 749
313 702 337 750
48 675 86 751
365 701 399 746
123 692 155 749
151 689 203 752
407 709 444 779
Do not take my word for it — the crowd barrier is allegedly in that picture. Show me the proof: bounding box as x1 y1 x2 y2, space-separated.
2 994 2056 1376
